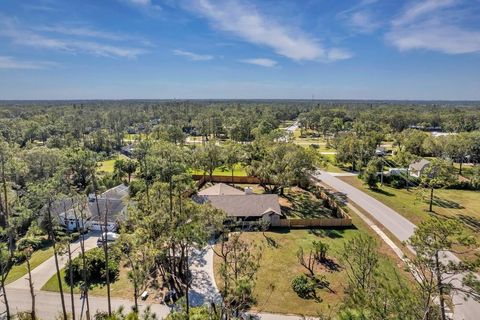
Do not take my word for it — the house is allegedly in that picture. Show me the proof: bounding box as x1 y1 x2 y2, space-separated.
409 159 431 178
121 144 134 157
88 184 129 231
195 183 283 225
57 184 129 232
384 168 408 177
52 199 92 231
375 146 387 156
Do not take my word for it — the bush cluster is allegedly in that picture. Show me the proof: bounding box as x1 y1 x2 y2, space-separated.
65 247 120 285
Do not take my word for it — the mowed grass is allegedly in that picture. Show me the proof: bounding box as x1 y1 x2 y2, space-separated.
191 164 248 177
6 246 54 285
338 176 480 259
214 227 409 316
42 263 133 300
98 154 130 173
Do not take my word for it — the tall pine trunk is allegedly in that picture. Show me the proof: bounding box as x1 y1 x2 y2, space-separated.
26 257 36 320
47 202 68 320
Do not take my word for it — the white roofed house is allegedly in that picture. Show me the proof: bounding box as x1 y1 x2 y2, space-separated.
408 159 431 178
195 183 283 227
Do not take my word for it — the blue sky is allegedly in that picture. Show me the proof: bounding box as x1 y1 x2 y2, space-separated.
0 0 479 100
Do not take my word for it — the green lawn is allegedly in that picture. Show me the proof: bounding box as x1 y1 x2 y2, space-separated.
215 228 409 316
6 246 54 285
42 263 133 300
339 176 480 260
191 164 248 177
98 154 129 173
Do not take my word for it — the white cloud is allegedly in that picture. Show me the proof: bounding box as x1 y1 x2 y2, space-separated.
0 19 148 59
387 0 480 54
0 56 58 69
128 0 151 5
37 25 125 41
186 0 351 62
240 58 277 67
391 0 457 27
173 49 214 61
349 11 381 34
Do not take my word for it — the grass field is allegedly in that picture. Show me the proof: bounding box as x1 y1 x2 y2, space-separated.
98 154 130 173
191 164 248 177
6 246 54 285
42 263 133 300
339 176 480 259
214 227 409 316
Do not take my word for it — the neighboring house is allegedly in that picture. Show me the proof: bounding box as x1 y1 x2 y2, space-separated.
121 144 134 157
195 183 283 225
375 146 387 156
409 159 431 178
384 168 408 177
57 184 129 232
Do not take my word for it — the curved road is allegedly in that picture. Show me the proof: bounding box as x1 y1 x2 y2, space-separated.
315 171 480 320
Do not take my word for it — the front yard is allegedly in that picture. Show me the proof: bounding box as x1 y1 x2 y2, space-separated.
214 227 410 316
42 262 135 301
6 246 54 285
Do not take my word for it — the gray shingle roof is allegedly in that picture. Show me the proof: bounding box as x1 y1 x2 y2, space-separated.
200 194 282 217
409 159 430 171
198 183 245 196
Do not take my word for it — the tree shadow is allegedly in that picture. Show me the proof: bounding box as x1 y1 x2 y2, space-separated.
457 215 480 232
262 232 280 248
433 197 464 209
320 258 341 272
371 188 395 197
308 228 345 239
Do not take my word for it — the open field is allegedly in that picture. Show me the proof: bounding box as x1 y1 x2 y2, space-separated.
98 154 130 173
6 246 54 285
191 164 248 177
338 176 480 259
214 226 410 316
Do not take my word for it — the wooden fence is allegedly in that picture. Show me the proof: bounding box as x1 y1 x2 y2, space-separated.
192 174 262 185
272 217 352 228
192 174 353 229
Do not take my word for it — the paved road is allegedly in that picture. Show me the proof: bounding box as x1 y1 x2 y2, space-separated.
2 288 171 319
7 233 100 290
315 171 480 320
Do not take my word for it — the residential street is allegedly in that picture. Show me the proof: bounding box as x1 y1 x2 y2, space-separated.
2 238 308 320
2 288 171 320
315 171 480 320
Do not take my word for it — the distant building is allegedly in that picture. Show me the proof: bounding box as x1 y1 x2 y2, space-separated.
195 183 283 225
409 159 431 178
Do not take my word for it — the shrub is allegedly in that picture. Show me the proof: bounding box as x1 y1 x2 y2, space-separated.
291 274 317 299
65 247 119 285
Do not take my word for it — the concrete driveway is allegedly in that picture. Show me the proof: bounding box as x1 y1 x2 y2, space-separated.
315 171 480 320
7 232 100 290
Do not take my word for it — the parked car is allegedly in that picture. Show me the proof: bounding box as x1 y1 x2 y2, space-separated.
97 232 119 246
